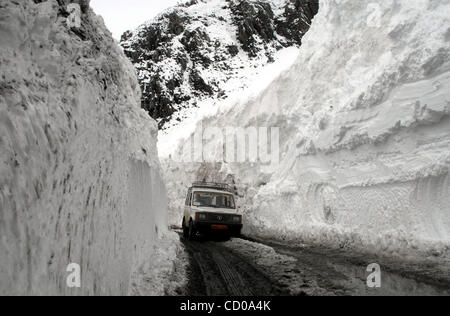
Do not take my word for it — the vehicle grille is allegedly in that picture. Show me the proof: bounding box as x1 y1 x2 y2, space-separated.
207 213 232 222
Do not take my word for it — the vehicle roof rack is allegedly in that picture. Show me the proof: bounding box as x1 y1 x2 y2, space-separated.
191 182 233 193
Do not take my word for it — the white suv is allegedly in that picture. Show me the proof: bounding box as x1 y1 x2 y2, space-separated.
182 182 243 240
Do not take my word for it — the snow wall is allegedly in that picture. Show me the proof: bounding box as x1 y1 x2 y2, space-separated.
164 0 450 258
0 0 171 295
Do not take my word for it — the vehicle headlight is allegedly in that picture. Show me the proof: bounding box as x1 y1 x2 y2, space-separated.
196 213 207 221
232 216 242 223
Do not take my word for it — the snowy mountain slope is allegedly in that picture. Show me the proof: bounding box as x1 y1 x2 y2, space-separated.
0 0 178 295
163 0 450 258
120 0 319 129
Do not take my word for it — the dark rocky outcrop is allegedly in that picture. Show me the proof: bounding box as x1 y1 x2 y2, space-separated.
230 0 276 56
275 0 319 45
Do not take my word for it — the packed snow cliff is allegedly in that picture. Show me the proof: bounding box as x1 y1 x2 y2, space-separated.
163 0 450 259
0 0 179 295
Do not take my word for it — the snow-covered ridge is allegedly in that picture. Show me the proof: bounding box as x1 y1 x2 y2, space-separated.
0 0 175 295
164 0 450 258
121 0 318 129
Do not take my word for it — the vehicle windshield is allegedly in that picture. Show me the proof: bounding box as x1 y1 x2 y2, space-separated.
192 192 236 209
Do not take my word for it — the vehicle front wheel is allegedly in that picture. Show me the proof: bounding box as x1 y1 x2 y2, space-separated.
188 220 196 241
182 218 189 239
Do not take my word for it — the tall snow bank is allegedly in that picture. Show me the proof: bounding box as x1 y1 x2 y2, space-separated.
0 0 176 295
164 0 450 258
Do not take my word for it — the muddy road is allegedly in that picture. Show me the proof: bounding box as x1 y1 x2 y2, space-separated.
178 233 450 296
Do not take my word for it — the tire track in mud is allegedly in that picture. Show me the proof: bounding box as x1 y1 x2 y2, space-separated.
182 237 287 296
191 251 227 296
210 251 253 296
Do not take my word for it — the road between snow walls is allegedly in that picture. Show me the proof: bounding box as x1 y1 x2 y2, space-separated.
161 0 450 263
0 0 182 295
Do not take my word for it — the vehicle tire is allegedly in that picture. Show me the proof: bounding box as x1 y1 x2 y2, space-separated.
182 218 189 239
232 230 242 239
188 220 196 241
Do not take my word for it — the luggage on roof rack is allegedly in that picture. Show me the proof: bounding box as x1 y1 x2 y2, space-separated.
191 182 233 193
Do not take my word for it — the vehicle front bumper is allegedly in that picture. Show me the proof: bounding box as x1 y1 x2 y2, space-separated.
193 221 243 234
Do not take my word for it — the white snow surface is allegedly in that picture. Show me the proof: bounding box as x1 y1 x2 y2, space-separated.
0 0 179 295
163 0 450 259
158 46 301 157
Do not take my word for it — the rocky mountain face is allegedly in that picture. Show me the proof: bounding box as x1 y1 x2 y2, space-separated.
120 0 319 129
